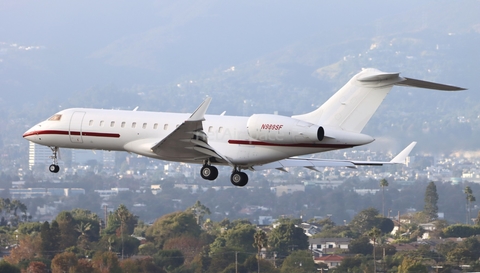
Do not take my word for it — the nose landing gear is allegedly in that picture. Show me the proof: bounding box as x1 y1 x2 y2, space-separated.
49 147 60 173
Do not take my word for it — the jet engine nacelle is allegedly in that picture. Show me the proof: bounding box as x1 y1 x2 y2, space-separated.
247 114 324 144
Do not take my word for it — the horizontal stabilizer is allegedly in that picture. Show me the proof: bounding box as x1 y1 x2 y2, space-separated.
396 78 466 91
358 72 400 82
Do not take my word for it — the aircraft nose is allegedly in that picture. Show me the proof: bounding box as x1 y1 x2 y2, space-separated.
23 123 41 140
23 127 36 139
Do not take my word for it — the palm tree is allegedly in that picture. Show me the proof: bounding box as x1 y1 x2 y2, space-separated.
380 178 389 217
368 227 382 273
189 200 211 226
115 204 130 259
253 229 267 258
464 186 476 224
75 221 92 250
75 221 92 238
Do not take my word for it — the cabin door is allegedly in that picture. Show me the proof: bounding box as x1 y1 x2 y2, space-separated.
69 111 85 143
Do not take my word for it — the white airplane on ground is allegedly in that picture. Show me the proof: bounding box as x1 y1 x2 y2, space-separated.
23 68 465 186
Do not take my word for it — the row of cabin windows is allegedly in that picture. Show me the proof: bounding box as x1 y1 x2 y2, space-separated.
88 120 225 133
88 120 172 130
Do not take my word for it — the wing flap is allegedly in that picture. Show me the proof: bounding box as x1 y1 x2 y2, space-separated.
150 97 231 165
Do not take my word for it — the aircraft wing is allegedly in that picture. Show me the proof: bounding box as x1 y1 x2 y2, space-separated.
253 142 416 172
150 98 231 165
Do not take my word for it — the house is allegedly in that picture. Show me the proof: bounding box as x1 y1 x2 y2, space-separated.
298 223 321 237
314 254 344 268
309 237 351 255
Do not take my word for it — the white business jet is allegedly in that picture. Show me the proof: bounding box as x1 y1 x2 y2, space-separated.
23 68 464 186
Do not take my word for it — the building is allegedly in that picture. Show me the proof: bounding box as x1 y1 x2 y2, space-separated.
309 237 351 255
9 188 85 199
28 142 52 170
314 255 345 268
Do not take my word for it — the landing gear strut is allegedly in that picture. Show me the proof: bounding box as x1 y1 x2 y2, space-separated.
230 169 248 187
200 165 218 180
49 147 60 173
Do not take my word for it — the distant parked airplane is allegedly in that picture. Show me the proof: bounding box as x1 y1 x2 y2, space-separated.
23 68 465 186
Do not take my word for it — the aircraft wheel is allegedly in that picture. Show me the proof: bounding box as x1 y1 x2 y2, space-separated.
230 171 248 187
200 165 218 180
49 164 60 173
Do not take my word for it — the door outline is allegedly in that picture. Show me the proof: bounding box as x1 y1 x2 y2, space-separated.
69 112 85 143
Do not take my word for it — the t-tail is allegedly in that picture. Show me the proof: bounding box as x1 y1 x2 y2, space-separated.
293 68 465 133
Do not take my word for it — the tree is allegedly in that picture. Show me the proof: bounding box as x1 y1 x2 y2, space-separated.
116 204 127 260
163 235 207 265
153 249 185 270
92 251 122 273
55 211 78 250
75 221 92 250
424 182 439 221
51 252 78 273
40 221 54 258
145 211 201 248
380 178 389 217
72 259 96 273
349 207 380 234
253 229 267 258
268 223 308 257
280 250 316 273
368 227 381 273
447 247 474 266
188 200 211 226
0 261 20 273
464 186 476 224
121 257 164 273
332 256 362 273
25 261 48 273
348 236 373 255
397 257 428 273
4 235 39 265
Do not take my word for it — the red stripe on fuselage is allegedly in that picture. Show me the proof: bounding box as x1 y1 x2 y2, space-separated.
23 130 120 138
227 140 354 149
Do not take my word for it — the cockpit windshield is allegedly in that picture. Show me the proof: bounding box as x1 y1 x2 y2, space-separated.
47 114 62 121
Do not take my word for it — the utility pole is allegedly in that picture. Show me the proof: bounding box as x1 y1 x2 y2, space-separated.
235 251 238 273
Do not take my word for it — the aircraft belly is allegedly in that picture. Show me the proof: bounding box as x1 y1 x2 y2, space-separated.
219 143 332 166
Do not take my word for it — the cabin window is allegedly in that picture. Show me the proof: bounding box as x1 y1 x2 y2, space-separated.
121 122 126 128
100 121 104 127
208 126 213 133
176 124 179 128
132 122 137 128
110 121 115 127
163 124 168 130
218 127 224 133
153 123 158 129
89 120 93 126
142 123 147 129
48 114 62 121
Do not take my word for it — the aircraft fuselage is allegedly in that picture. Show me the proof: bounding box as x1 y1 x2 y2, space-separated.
23 108 370 167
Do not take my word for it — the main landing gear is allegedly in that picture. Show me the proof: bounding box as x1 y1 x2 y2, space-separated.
49 147 60 173
200 165 218 180
230 170 248 187
199 163 249 187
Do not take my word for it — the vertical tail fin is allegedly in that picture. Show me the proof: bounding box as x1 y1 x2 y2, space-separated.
293 68 464 133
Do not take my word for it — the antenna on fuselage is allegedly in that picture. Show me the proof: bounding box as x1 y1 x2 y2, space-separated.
133 106 139 111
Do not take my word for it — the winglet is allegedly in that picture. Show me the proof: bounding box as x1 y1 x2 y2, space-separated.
188 97 212 121
390 142 417 164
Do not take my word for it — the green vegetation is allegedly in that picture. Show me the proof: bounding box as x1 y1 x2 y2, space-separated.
2 182 480 273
